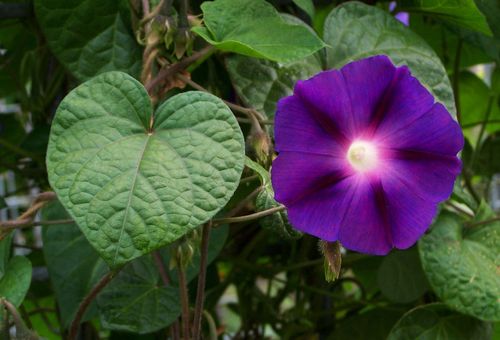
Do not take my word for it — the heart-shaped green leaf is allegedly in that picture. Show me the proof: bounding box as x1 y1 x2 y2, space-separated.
226 53 322 120
97 256 181 334
42 201 107 328
324 2 456 116
377 247 429 304
419 207 500 321
34 0 141 81
46 71 245 268
387 303 492 339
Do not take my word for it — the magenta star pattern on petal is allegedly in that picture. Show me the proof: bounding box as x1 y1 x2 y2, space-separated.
271 55 463 255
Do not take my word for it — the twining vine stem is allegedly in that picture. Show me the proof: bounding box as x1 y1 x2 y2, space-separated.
213 205 285 226
145 45 215 93
175 72 266 122
176 258 191 340
466 216 500 228
2 205 286 230
192 222 212 340
68 269 122 340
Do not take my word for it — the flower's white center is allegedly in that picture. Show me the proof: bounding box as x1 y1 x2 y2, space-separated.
347 141 378 172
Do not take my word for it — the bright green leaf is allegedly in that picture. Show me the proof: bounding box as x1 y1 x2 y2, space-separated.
226 53 322 119
387 303 493 339
192 0 325 63
46 71 245 268
377 247 429 304
34 0 141 81
97 256 181 334
400 0 492 35
324 2 456 116
0 256 32 307
42 201 107 328
419 208 500 321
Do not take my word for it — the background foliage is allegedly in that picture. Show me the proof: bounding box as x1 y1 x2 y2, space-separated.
0 0 499 339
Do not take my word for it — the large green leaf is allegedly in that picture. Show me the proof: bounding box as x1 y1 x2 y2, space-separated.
226 54 322 119
387 304 492 339
399 0 492 35
324 2 456 116
42 201 107 328
419 208 500 321
329 308 404 340
34 0 141 81
46 71 245 268
97 225 228 332
97 256 181 334
377 247 429 304
0 256 32 306
192 0 325 63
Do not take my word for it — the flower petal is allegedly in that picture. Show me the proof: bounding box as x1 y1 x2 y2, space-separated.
284 177 358 241
271 151 353 206
379 174 438 249
274 95 345 156
338 55 397 136
337 176 393 255
382 153 461 203
379 102 464 155
370 65 435 138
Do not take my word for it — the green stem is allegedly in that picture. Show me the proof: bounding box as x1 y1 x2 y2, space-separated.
0 138 40 161
466 216 500 228
213 206 285 226
452 39 463 125
176 259 191 340
68 269 121 340
471 96 494 169
192 223 211 340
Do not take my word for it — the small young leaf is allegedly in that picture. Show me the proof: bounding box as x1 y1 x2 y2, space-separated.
419 208 500 321
46 71 245 268
324 2 456 117
387 303 493 339
192 0 325 63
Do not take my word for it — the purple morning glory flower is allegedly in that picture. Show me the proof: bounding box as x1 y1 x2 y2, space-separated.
271 55 463 255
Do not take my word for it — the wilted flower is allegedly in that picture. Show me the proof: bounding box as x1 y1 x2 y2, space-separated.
271 56 463 255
